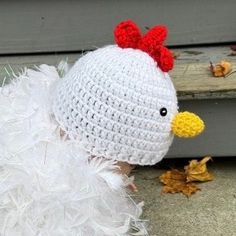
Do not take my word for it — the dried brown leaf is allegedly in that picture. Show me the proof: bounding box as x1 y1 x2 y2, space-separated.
210 60 232 77
159 157 214 197
185 156 214 182
159 169 200 197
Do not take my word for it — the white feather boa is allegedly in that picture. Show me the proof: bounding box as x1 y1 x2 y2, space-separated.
0 65 147 236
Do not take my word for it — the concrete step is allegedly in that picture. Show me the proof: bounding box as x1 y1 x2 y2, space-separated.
134 158 236 236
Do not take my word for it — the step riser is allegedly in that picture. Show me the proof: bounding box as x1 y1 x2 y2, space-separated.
167 98 236 158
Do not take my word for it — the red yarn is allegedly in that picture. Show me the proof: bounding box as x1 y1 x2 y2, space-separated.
155 46 174 72
113 20 174 72
114 20 142 49
138 25 167 54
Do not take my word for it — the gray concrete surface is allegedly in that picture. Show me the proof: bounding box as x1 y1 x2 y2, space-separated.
134 158 236 236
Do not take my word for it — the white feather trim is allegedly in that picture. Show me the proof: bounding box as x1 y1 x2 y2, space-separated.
0 65 148 236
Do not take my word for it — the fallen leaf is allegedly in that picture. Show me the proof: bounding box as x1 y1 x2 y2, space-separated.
184 156 214 182
210 60 232 77
160 169 186 184
159 157 213 197
159 169 200 197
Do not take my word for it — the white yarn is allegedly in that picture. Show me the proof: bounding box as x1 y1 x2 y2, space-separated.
0 65 147 235
53 45 178 165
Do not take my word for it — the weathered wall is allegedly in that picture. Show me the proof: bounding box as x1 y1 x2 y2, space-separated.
0 0 235 54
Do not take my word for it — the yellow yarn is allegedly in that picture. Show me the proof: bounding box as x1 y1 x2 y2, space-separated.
171 112 205 138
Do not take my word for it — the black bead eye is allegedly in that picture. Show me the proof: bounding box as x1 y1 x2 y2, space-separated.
160 107 167 116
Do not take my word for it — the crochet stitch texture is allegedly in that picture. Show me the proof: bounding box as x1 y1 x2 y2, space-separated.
114 20 174 72
171 112 205 138
52 45 178 165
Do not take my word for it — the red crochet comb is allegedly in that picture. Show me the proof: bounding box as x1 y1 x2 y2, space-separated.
114 20 174 72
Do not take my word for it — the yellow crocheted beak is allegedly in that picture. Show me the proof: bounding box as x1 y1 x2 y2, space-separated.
171 112 205 138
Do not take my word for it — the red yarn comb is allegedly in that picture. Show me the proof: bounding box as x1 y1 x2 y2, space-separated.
114 20 174 72
114 20 141 49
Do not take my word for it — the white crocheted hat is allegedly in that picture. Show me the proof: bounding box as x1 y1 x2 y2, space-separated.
52 20 204 165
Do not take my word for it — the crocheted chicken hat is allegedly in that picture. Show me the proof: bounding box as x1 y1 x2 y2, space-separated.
52 20 204 165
